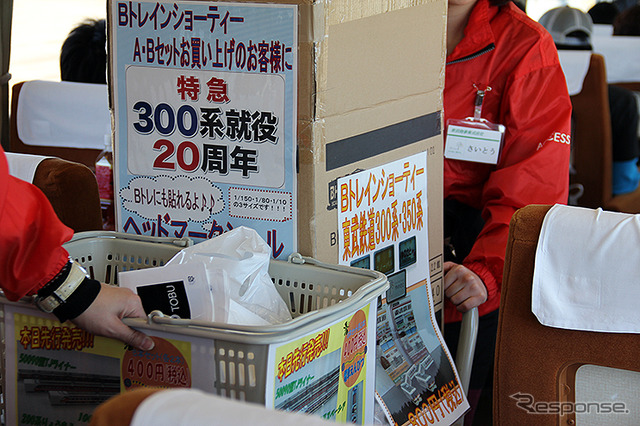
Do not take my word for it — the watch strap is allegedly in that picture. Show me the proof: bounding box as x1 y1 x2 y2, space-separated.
35 261 88 313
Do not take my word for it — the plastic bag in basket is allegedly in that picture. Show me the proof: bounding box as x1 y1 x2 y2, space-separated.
167 226 292 325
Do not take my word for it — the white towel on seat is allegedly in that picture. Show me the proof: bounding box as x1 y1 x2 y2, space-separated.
592 35 640 84
557 50 590 96
5 152 50 183
592 24 613 37
532 204 640 333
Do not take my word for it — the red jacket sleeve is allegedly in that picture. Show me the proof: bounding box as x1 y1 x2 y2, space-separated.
0 148 73 301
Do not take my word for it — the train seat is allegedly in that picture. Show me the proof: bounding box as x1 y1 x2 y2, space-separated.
568 53 640 213
9 80 110 171
494 204 640 425
6 152 102 232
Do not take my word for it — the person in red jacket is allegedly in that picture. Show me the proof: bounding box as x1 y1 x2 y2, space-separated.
0 146 154 351
442 0 571 423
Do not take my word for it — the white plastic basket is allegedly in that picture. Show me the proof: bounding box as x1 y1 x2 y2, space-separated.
62 231 388 405
63 231 193 285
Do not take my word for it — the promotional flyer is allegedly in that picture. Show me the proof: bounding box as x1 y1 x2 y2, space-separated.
336 153 469 425
337 152 428 288
265 305 378 424
374 284 469 426
109 0 298 259
3 304 215 426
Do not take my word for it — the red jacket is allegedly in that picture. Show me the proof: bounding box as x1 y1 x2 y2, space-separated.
444 0 571 322
0 146 72 301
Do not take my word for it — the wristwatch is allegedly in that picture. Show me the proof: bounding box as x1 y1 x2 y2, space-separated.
34 261 88 313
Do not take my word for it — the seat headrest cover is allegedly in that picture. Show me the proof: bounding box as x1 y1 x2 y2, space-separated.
532 204 640 333
16 80 110 150
539 6 594 48
5 152 51 183
556 50 591 95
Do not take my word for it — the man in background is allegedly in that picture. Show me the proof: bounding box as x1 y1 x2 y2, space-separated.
60 18 107 84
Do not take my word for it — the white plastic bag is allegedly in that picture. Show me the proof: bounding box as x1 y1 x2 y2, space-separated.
167 226 292 325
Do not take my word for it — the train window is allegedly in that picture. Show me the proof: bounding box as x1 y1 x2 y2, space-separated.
9 0 105 92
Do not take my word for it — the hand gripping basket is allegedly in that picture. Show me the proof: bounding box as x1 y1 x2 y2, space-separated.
63 231 389 420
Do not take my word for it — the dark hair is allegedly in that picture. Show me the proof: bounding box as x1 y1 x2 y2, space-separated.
512 0 526 12
489 0 513 7
588 2 620 24
554 29 593 51
555 43 593 51
60 19 107 84
613 4 640 35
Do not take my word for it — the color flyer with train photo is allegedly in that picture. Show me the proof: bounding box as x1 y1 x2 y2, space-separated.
264 305 378 424
375 283 469 426
2 304 214 426
336 153 470 425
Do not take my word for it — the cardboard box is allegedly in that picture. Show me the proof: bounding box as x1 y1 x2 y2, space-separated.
289 0 446 309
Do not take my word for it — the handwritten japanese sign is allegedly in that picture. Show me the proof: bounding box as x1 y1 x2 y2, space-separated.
110 1 297 258
337 152 429 290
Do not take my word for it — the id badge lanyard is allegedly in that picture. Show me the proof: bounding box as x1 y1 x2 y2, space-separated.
444 85 506 165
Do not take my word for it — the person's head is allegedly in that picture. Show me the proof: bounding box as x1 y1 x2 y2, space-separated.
539 6 594 50
447 0 511 10
489 0 512 6
588 2 620 24
613 4 640 35
60 18 107 84
614 0 638 13
512 0 526 12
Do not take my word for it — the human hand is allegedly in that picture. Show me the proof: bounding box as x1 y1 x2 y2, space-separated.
71 284 155 351
443 261 488 312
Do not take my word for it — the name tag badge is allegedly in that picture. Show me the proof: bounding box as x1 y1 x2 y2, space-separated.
444 118 506 165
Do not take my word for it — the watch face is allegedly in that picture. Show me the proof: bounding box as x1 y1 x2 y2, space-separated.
374 245 395 275
350 255 370 269
386 270 407 303
399 236 417 269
